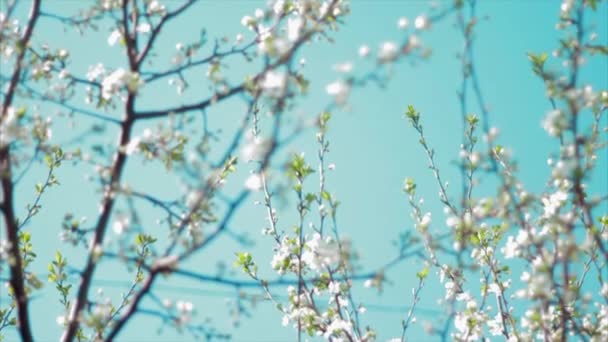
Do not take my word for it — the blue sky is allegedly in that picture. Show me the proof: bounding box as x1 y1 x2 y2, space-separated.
2 0 607 341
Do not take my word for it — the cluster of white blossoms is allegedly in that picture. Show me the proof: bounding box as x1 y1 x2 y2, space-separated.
452 293 487 341
322 12 432 106
123 127 154 156
279 284 356 340
175 300 195 325
542 109 568 136
0 106 25 146
271 236 300 275
84 63 144 103
159 299 195 327
270 233 340 275
260 70 287 98
146 0 167 17
0 12 22 60
301 233 340 273
240 0 348 58
0 106 52 147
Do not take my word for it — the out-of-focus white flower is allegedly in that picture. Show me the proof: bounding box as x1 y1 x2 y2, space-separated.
186 190 202 209
57 49 69 59
358 44 370 57
241 15 255 29
147 0 166 15
487 313 503 336
107 29 122 46
417 212 431 230
58 69 70 79
398 17 409 30
326 80 350 105
245 173 263 191
101 69 143 100
601 283 608 298
260 70 287 98
175 300 194 324
543 109 568 137
487 283 501 296
273 0 285 15
112 214 130 234
101 68 127 100
302 233 340 272
0 107 25 146
254 8 265 19
324 319 352 339
328 281 341 294
414 15 430 30
136 23 151 33
125 137 141 156
86 63 105 81
333 62 353 73
541 190 568 218
378 41 399 63
287 16 303 42
561 0 573 13
241 134 272 162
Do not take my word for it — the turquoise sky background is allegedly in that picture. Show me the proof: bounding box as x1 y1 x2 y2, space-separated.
1 0 607 341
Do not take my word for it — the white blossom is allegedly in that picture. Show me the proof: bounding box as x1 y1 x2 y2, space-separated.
328 281 341 294
107 29 122 46
245 173 263 191
125 137 141 156
326 80 350 105
101 68 143 100
542 109 568 136
175 300 194 324
378 41 399 63
86 63 105 81
260 70 287 98
241 134 271 162
112 215 130 235
333 62 353 73
542 190 568 218
136 23 151 33
0 107 25 146
487 313 504 336
414 15 430 30
147 0 166 16
358 44 370 57
324 319 352 339
287 16 303 42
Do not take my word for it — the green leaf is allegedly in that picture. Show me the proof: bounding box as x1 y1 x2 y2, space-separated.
44 154 54 168
321 191 331 201
416 267 429 280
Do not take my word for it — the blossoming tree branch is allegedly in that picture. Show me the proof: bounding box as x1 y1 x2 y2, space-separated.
0 0 607 341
